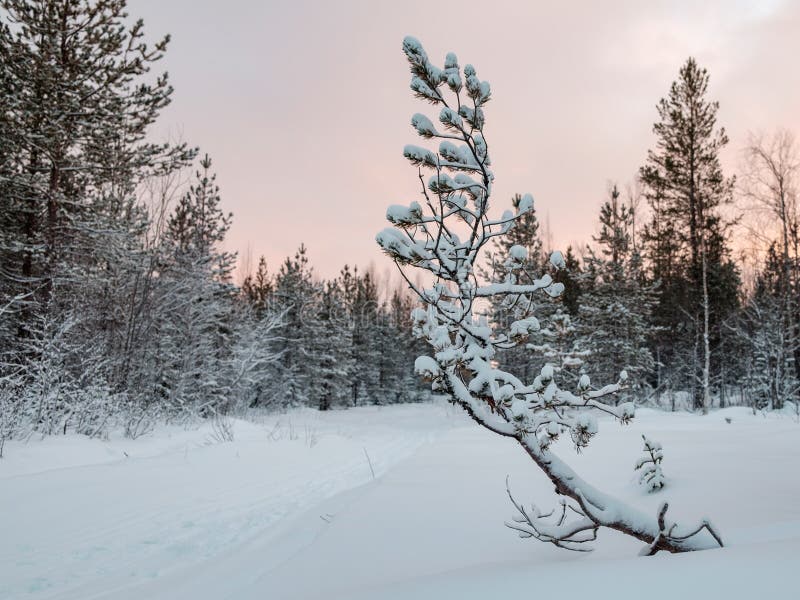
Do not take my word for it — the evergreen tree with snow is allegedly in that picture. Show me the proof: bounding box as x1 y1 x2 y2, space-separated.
481 194 545 383
340 267 383 405
270 245 320 407
161 155 236 414
309 280 353 410
572 185 656 400
388 287 429 403
736 246 800 411
482 198 583 384
0 0 190 329
0 0 192 432
639 57 740 413
635 435 665 492
241 256 274 317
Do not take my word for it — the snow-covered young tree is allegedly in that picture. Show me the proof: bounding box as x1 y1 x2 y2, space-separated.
572 185 657 401
377 36 723 554
635 435 666 492
160 154 236 415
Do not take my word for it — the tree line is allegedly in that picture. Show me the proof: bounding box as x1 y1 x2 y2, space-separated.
486 58 799 413
0 0 426 450
1 2 798 451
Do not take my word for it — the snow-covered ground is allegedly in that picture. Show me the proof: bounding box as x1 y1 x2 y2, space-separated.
1 402 798 599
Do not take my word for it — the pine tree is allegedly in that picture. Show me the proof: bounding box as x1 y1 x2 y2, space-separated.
481 196 583 383
377 36 722 554
635 435 665 492
340 267 382 405
531 247 583 378
389 287 428 403
639 57 739 412
0 0 191 432
595 185 632 273
0 0 190 329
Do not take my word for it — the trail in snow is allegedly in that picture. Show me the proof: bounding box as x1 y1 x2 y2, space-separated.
259 408 800 600
0 403 460 599
2 404 799 600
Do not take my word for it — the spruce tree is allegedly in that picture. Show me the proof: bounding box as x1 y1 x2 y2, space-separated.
308 280 352 410
242 256 273 316
481 195 585 385
271 245 320 407
737 245 800 410
573 186 656 400
389 287 428 403
340 267 382 405
161 155 236 414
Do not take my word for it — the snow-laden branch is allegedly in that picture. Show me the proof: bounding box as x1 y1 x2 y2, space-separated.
378 36 723 555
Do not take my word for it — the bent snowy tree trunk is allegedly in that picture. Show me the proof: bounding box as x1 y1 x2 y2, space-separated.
377 36 724 555
444 370 722 554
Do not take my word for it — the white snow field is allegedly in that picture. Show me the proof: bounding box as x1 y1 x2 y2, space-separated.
1 402 799 599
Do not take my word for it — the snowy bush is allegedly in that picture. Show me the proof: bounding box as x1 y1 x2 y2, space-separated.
377 36 723 555
209 413 236 443
635 435 665 492
0 383 21 459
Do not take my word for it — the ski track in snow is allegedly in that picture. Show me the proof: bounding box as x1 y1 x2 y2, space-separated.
0 404 457 599
2 403 799 599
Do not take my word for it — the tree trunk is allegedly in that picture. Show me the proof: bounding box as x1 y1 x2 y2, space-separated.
701 245 711 415
515 431 723 554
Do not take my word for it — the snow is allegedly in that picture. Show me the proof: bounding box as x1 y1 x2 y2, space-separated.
508 244 527 261
2 404 799 599
517 193 534 213
549 249 566 269
414 356 440 380
0 406 449 599
438 107 463 130
402 144 438 167
509 316 540 338
636 434 666 492
410 76 438 100
385 202 423 226
410 113 437 138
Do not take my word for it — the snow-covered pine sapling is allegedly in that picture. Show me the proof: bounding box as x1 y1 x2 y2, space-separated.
377 36 723 555
635 435 665 492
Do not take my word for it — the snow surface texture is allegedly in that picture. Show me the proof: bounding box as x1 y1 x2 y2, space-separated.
1 403 799 599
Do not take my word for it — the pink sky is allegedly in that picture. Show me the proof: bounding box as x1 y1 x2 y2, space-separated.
135 0 800 281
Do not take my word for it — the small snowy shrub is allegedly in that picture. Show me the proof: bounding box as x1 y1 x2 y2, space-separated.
0 385 20 459
377 35 723 555
635 435 665 492
209 412 235 443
